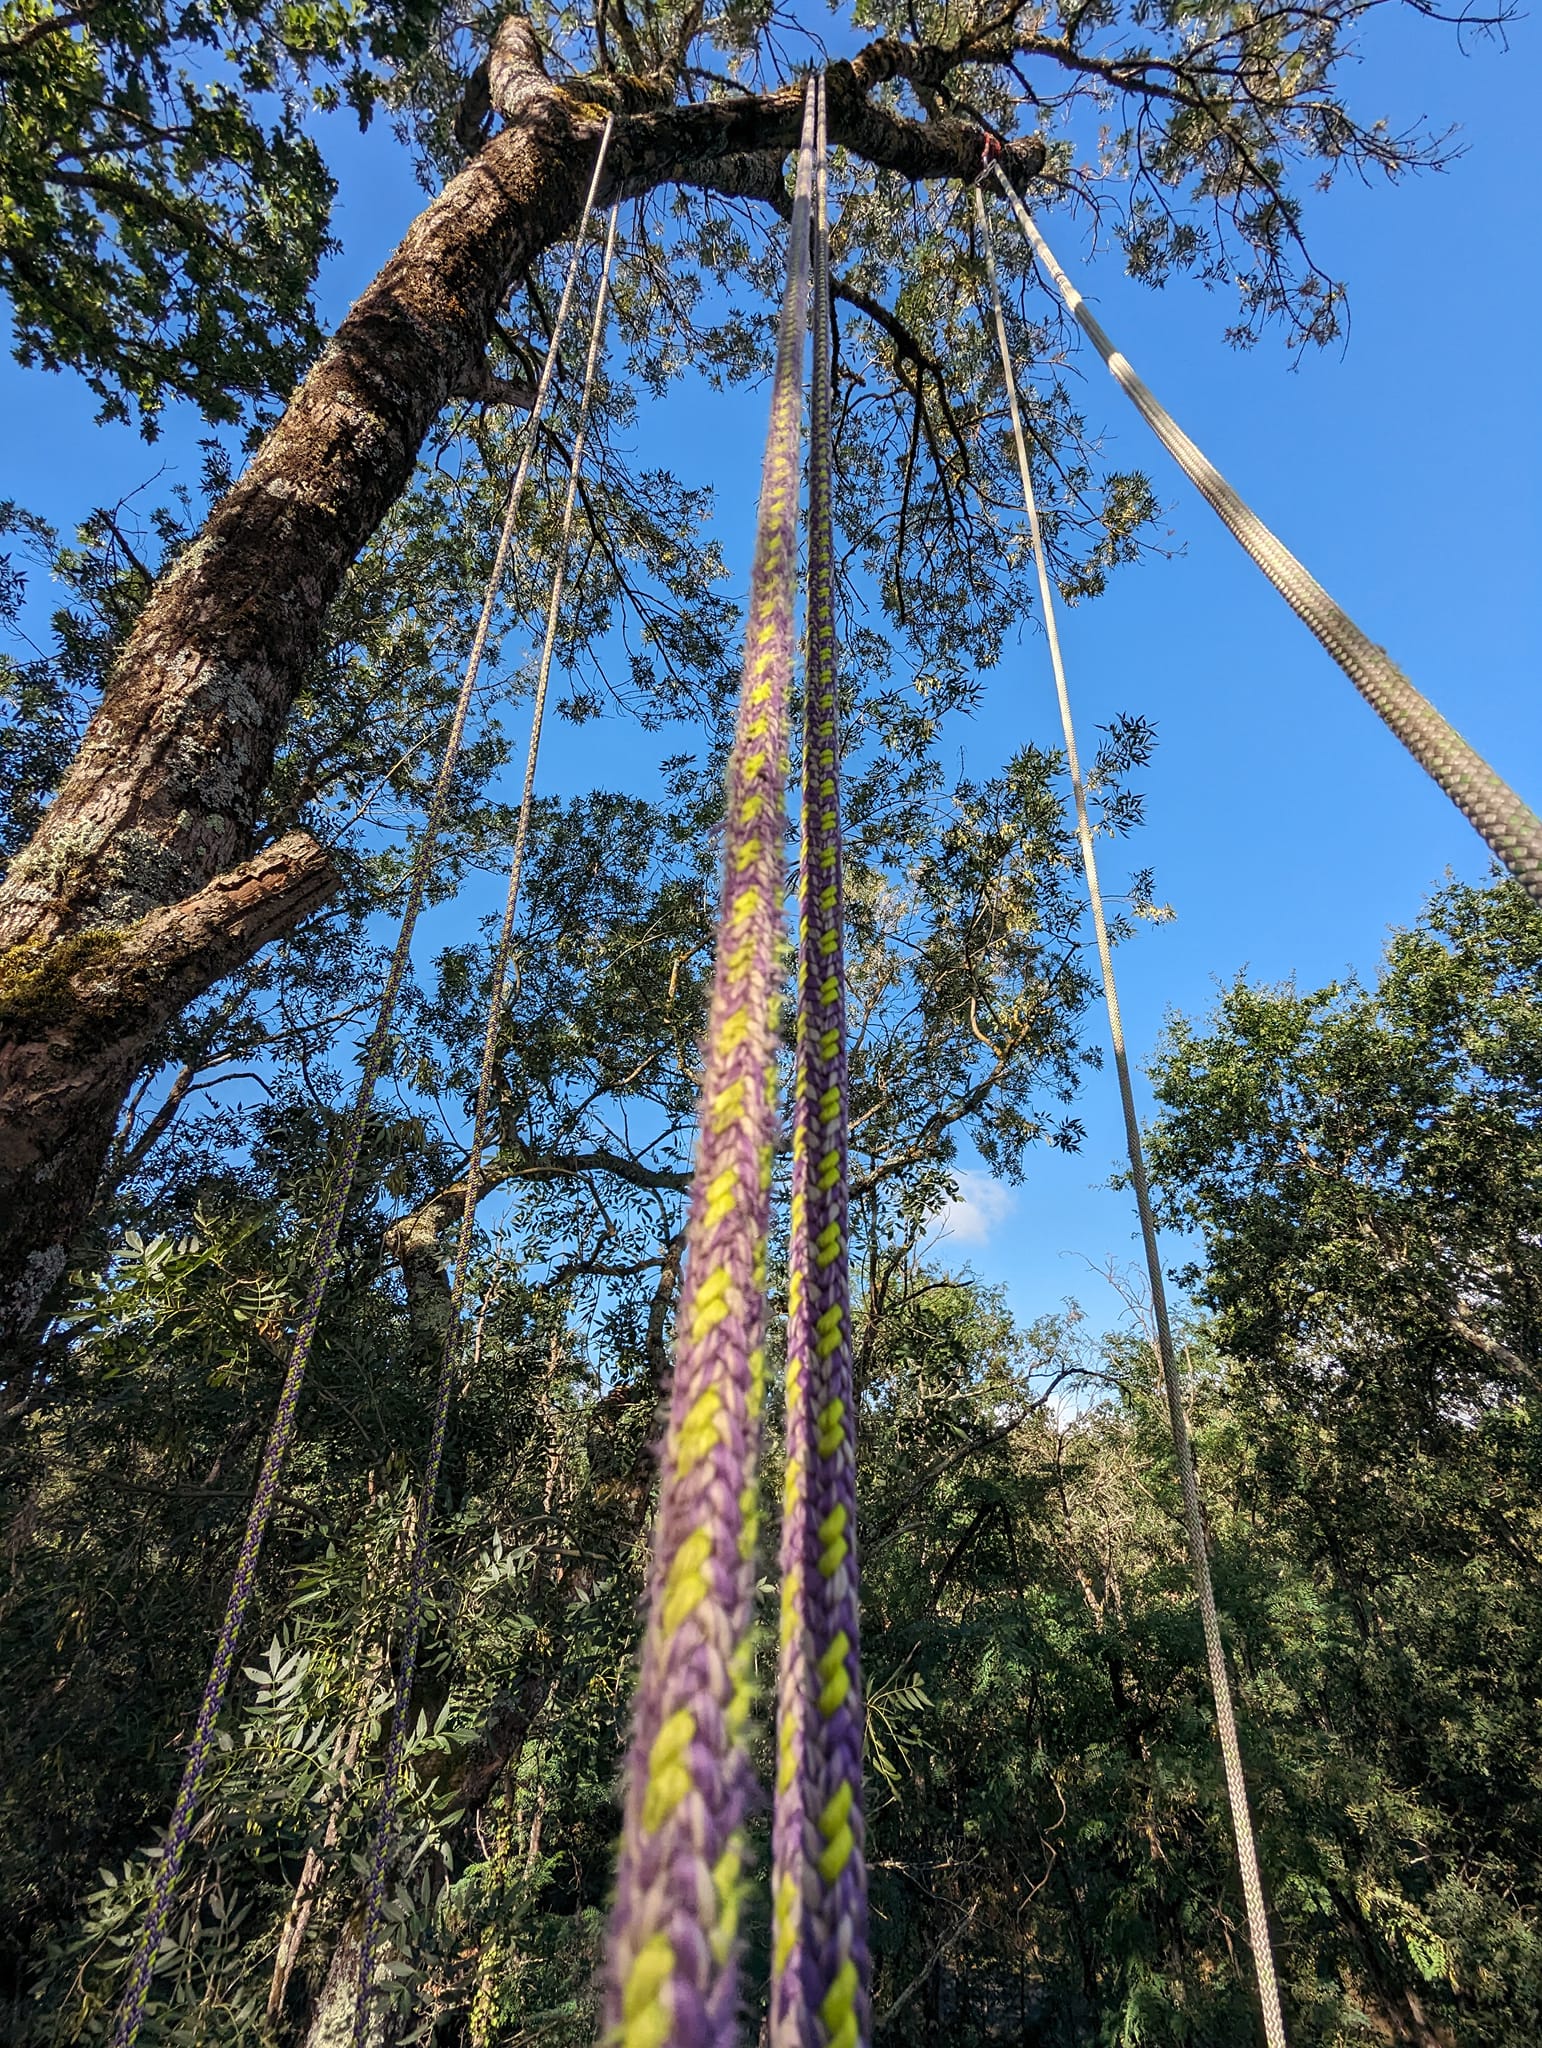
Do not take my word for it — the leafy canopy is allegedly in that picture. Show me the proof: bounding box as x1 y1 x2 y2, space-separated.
0 0 438 428
0 0 1503 443
1148 874 1542 1430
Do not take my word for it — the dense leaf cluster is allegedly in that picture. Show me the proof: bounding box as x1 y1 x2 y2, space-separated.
4 828 1540 2047
0 0 438 427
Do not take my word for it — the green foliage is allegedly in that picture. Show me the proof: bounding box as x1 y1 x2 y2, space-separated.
1148 874 1542 1427
1 5 1534 2039
0 493 149 856
5 874 1540 2043
1146 875 1542 2045
0 0 437 428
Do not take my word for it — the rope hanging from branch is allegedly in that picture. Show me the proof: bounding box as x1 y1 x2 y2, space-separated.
772 71 869 2048
98 67 1520 2048
108 117 618 2048
976 185 1290 2048
351 201 624 2048
601 77 817 2048
989 161 1542 910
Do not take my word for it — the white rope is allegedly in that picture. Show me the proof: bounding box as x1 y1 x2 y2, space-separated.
349 198 623 2047
976 186 1290 2048
990 163 1542 910
449 120 616 720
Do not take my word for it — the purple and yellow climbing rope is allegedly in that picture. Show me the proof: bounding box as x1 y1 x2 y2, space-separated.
772 74 869 2048
600 81 817 2048
107 119 617 2048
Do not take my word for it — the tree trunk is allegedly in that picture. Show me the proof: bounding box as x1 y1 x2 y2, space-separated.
0 34 601 1361
302 1924 389 2048
0 835 336 1367
0 15 1042 1366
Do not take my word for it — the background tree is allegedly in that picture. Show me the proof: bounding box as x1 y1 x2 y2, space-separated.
0 0 440 427
1143 873 1542 2046
9 879 1539 2043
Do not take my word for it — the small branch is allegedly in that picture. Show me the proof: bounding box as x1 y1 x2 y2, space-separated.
0 2 103 69
1446 1306 1538 1393
448 359 537 409
834 280 939 377
874 1899 980 2030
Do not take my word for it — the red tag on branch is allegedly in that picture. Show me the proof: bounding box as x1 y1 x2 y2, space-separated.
973 130 1004 187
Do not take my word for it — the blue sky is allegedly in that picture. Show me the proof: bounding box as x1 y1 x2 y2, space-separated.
3 11 1538 1336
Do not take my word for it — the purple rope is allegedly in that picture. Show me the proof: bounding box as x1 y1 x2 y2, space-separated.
771 76 868 2048
349 203 623 2048
107 119 617 2048
600 80 817 2048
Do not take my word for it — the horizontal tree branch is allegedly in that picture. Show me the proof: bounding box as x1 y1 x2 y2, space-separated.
609 55 1044 204
0 832 337 1351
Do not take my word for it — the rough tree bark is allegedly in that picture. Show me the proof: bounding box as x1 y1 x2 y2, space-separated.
0 15 1043 1366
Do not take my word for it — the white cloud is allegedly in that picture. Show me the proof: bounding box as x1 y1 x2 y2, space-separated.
934 1169 1015 1248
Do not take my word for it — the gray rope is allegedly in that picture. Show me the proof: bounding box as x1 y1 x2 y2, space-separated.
977 187 1290 2048
991 163 1542 910
349 203 623 2047
109 118 616 2048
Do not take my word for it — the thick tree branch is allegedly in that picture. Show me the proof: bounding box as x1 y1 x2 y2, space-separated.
380 1141 689 1348
609 56 1044 203
0 832 337 1354
675 148 795 216
0 831 338 1114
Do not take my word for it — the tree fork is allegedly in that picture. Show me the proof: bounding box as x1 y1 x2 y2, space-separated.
0 11 1042 1363
0 832 338 1367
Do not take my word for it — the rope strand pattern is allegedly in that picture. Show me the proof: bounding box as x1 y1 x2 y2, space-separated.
350 204 623 2048
601 82 818 2048
772 75 869 2048
991 164 1542 909
978 187 1289 2048
108 118 616 2048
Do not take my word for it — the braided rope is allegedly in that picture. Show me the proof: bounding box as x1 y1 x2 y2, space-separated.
772 75 868 2048
350 205 623 2048
977 188 1289 2048
107 120 617 2048
601 81 818 2048
990 164 1542 909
